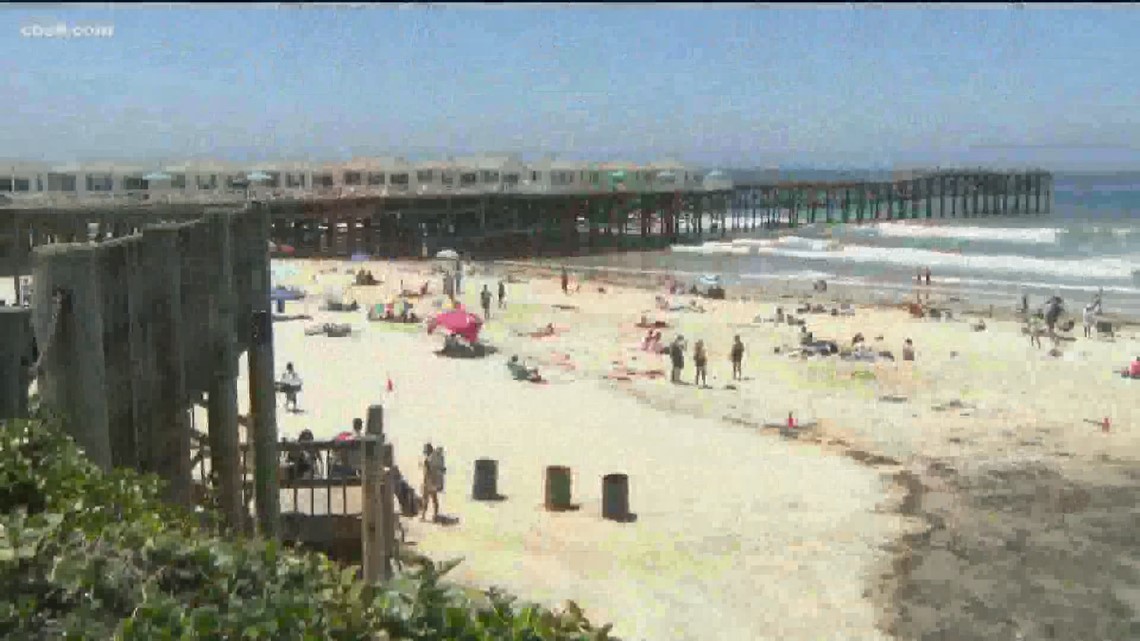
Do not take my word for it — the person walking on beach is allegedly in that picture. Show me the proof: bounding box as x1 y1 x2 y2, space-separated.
497 280 506 308
669 336 685 383
420 443 443 522
916 269 923 285
1083 303 1095 338
480 284 493 320
693 339 708 387
1028 315 1044 348
561 266 569 295
280 362 303 412
730 335 745 380
924 267 931 286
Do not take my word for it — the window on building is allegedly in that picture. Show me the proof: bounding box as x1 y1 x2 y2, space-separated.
390 173 409 186
286 173 305 188
441 171 454 186
123 176 147 191
503 173 520 185
86 174 113 192
480 170 499 183
367 172 385 186
417 170 435 184
460 172 477 186
14 179 28 192
196 175 218 190
314 174 334 188
171 174 187 189
344 171 362 186
589 172 600 185
552 171 574 186
49 174 77 192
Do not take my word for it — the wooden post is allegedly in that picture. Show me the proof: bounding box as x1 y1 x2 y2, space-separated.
140 225 192 506
10 216 23 306
247 204 280 539
0 308 32 419
206 213 244 533
31 244 112 470
362 404 392 583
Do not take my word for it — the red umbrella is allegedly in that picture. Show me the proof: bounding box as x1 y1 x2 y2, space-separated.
333 431 356 442
427 310 483 344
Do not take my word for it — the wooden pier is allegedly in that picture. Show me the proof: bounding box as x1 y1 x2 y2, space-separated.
257 168 1053 260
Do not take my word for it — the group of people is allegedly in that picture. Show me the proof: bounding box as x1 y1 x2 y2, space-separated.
479 281 507 319
666 334 746 386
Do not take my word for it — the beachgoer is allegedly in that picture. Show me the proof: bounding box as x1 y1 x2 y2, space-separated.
281 362 302 412
1083 304 1095 338
1130 356 1140 378
1044 296 1063 338
693 339 708 387
902 339 915 362
498 280 506 308
420 443 442 522
1020 291 1029 315
924 268 931 286
1028 316 1043 348
916 269 922 285
480 285 492 319
730 335 745 380
669 336 685 383
455 259 464 294
561 266 569 294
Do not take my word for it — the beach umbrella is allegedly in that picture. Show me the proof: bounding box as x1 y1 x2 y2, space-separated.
435 248 459 260
350 252 369 262
426 310 483 344
143 171 171 182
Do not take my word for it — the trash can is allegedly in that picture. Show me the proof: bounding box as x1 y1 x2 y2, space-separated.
544 466 572 511
472 458 499 501
602 473 630 521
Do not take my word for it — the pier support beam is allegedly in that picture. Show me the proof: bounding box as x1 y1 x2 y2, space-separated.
32 244 112 471
247 204 280 539
206 213 244 534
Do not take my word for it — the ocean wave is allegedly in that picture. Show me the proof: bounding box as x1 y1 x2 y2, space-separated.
744 243 1139 282
851 222 1061 245
739 270 835 282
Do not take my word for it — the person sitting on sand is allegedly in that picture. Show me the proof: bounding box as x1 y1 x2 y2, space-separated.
902 339 915 362
642 329 656 351
508 355 542 382
730 335 746 380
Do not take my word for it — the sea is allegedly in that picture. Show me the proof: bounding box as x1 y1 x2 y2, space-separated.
563 173 1140 318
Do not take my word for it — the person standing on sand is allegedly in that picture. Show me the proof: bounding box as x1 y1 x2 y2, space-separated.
902 339 915 362
669 336 685 383
280 362 303 412
924 267 931 286
420 443 442 522
693 339 708 387
480 284 493 320
916 269 923 285
498 280 506 308
730 335 745 380
561 266 569 295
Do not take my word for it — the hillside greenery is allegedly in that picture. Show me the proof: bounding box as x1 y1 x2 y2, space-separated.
0 415 617 640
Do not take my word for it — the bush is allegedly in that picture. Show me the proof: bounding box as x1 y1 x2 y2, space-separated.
0 416 617 640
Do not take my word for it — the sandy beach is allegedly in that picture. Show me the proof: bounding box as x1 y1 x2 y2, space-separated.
218 257 1136 640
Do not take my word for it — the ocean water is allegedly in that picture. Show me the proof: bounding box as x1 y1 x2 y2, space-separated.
565 175 1140 317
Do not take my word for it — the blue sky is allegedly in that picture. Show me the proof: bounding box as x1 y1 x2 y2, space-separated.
2 5 1138 169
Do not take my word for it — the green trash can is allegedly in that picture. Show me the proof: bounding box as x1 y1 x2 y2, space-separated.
544 466 572 511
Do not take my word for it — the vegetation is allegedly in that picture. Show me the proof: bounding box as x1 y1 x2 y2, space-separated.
0 415 617 640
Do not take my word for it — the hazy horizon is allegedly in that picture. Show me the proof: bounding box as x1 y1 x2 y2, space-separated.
3 5 1139 171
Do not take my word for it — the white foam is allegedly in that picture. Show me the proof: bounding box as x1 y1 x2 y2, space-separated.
864 222 1060 245
748 243 1140 282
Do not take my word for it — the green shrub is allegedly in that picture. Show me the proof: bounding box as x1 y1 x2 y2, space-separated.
0 416 617 640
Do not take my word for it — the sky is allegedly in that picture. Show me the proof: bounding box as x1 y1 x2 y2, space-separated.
2 4 1139 170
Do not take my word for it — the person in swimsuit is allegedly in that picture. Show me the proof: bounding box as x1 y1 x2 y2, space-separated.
693 340 708 387
669 336 685 383
420 443 442 522
730 335 745 380
498 280 506 308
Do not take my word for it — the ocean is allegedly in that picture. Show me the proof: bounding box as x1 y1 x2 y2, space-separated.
564 174 1140 318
